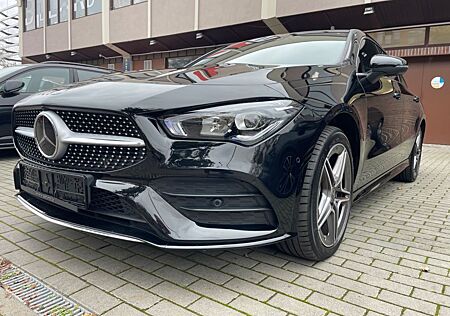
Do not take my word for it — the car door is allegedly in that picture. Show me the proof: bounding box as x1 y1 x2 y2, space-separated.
0 74 34 146
397 74 421 156
0 67 71 144
357 38 406 185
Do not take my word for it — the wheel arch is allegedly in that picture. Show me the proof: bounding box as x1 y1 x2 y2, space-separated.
326 111 362 181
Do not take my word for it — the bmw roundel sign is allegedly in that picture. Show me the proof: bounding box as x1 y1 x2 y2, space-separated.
431 76 445 89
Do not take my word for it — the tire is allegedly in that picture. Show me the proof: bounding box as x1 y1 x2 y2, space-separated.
277 126 354 261
395 130 423 183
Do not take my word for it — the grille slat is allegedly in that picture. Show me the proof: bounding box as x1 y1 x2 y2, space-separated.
14 109 147 172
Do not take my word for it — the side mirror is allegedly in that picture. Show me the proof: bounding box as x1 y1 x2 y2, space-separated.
1 80 25 96
365 55 408 84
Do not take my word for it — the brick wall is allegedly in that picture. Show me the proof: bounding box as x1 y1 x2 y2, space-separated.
387 45 450 58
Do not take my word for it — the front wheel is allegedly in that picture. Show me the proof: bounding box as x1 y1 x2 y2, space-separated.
277 126 353 261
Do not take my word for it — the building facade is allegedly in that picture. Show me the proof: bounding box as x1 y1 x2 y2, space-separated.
17 0 450 144
0 0 19 65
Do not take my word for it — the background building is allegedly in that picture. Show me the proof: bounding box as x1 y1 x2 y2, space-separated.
0 0 19 66
17 0 450 144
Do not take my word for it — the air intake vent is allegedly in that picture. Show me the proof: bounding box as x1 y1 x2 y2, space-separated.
152 177 278 229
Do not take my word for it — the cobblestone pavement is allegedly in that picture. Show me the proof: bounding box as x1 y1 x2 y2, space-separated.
0 145 449 316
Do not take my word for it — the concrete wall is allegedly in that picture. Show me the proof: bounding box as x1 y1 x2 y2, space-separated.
110 2 148 43
20 0 391 58
71 14 102 49
277 0 361 16
22 28 44 57
198 0 262 29
46 22 69 53
151 0 195 37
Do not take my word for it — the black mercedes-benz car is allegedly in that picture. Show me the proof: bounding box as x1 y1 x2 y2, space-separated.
0 62 114 150
12 30 425 260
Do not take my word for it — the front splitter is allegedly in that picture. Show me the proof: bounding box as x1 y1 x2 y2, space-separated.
17 194 292 250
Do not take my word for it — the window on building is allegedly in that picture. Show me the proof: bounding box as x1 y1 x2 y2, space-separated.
48 0 69 25
24 0 44 31
36 0 44 28
369 27 426 48
48 0 58 25
60 0 68 21
107 63 115 70
87 0 101 15
112 0 146 9
73 0 101 19
167 56 197 69
24 0 36 31
429 25 450 45
143 60 152 70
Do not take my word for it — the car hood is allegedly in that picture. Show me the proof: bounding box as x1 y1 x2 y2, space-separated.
15 63 342 114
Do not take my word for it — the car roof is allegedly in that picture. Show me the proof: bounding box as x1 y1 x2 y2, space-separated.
11 61 114 73
291 29 351 35
39 61 114 72
0 62 115 83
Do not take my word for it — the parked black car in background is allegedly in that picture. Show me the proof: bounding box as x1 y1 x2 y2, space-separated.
0 62 114 150
12 30 425 260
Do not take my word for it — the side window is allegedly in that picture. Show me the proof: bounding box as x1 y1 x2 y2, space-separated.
13 68 70 93
77 70 105 82
358 39 381 73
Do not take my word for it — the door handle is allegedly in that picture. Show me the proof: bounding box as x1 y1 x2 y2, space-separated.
393 92 401 100
413 96 420 103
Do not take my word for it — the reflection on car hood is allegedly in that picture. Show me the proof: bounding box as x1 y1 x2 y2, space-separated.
15 63 343 113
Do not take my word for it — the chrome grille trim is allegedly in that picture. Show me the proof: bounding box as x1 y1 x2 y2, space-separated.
14 126 34 138
15 126 145 147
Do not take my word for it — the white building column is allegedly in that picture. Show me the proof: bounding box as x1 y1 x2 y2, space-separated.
101 0 110 44
261 0 288 34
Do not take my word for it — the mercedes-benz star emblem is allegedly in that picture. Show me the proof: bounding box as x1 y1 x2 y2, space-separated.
34 111 67 160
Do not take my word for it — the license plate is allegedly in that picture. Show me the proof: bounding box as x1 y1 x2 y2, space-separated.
19 163 93 210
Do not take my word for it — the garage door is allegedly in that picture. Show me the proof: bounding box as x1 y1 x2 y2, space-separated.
405 56 450 145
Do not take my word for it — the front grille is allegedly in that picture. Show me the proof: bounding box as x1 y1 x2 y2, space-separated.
152 177 278 229
14 109 141 137
14 109 40 128
57 110 141 137
13 109 147 172
15 134 146 172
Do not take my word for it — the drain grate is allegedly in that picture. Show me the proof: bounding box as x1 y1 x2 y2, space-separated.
0 258 93 316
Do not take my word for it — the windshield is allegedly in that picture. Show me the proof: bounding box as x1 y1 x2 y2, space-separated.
0 65 29 79
189 34 348 68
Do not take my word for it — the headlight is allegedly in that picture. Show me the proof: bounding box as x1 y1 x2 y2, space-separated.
161 100 302 144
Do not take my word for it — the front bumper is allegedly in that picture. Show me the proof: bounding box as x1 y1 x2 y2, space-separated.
12 111 319 249
16 194 290 249
14 163 294 249
0 136 14 149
